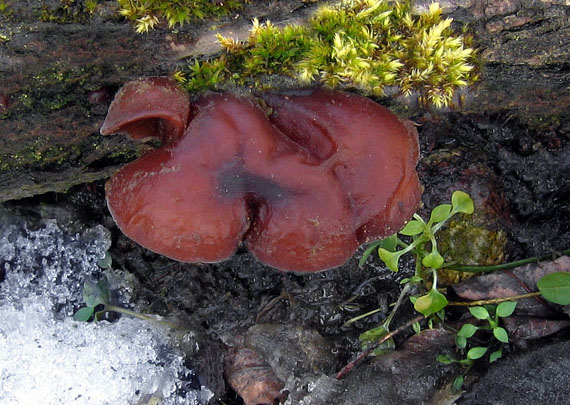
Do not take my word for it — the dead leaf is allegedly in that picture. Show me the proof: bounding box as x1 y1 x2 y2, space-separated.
225 345 287 405
502 316 570 347
453 256 570 317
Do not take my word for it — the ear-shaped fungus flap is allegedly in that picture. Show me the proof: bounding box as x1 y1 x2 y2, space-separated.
259 88 422 244
100 77 190 145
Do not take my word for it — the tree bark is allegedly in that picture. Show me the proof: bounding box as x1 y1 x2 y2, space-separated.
1 0 568 201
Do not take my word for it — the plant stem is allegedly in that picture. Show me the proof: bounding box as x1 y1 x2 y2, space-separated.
343 283 412 328
343 306 384 327
105 304 182 330
384 283 412 329
447 292 541 307
446 248 570 273
336 314 424 380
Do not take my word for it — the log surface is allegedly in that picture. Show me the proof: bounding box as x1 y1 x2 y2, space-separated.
1 0 568 201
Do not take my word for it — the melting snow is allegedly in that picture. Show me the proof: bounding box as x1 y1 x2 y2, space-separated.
0 209 212 404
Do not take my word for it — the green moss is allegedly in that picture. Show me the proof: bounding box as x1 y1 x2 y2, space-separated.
39 0 99 23
117 0 244 33
436 217 507 285
7 65 109 119
177 0 478 107
106 144 141 162
0 142 81 174
524 113 565 133
0 0 10 16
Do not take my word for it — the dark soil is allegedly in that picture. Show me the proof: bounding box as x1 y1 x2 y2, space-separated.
4 107 569 404
1 0 569 403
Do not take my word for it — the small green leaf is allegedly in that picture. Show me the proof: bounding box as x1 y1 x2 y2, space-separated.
73 306 94 322
467 346 488 360
451 190 474 214
97 276 111 304
455 335 467 349
422 249 444 269
94 310 106 322
82 276 111 307
97 251 113 269
414 289 448 317
83 280 102 307
412 321 421 334
359 325 395 356
451 375 464 393
459 358 474 367
379 235 399 252
429 204 452 224
489 348 502 363
457 323 478 338
399 220 424 236
378 248 401 272
469 306 490 320
359 241 382 267
436 354 455 365
493 327 509 343
537 272 570 305
496 301 517 318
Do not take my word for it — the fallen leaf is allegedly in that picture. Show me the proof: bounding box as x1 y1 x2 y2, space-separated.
225 345 287 405
502 316 570 347
453 256 570 317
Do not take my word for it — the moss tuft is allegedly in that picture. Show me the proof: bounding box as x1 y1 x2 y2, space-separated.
178 0 478 107
117 0 244 33
39 0 99 23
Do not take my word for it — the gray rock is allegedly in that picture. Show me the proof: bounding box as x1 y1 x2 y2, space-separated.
459 340 570 405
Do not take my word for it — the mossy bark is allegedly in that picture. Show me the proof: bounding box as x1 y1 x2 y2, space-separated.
0 0 568 202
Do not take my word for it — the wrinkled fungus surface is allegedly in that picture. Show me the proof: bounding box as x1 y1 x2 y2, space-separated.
101 77 422 272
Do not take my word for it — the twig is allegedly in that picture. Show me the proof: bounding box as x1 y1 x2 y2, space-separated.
336 314 424 380
447 292 541 307
106 304 184 330
446 248 570 273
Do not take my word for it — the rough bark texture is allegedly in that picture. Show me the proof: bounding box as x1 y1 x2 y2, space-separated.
0 0 568 201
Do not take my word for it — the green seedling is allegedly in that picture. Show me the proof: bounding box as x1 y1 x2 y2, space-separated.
341 187 570 379
360 190 473 317
361 190 474 272
73 275 111 322
73 253 180 329
346 191 474 361
437 301 517 392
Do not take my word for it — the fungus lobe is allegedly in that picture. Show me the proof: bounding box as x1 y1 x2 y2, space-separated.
101 78 422 272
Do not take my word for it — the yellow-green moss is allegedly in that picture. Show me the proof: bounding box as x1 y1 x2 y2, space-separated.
117 0 244 33
436 217 507 285
39 0 99 23
177 0 478 107
0 142 81 174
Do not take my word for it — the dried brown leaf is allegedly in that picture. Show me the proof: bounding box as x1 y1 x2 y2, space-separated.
225 345 286 405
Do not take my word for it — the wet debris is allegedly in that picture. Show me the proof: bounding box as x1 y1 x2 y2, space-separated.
501 317 570 348
458 340 570 405
453 256 570 317
453 256 570 345
225 342 287 405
